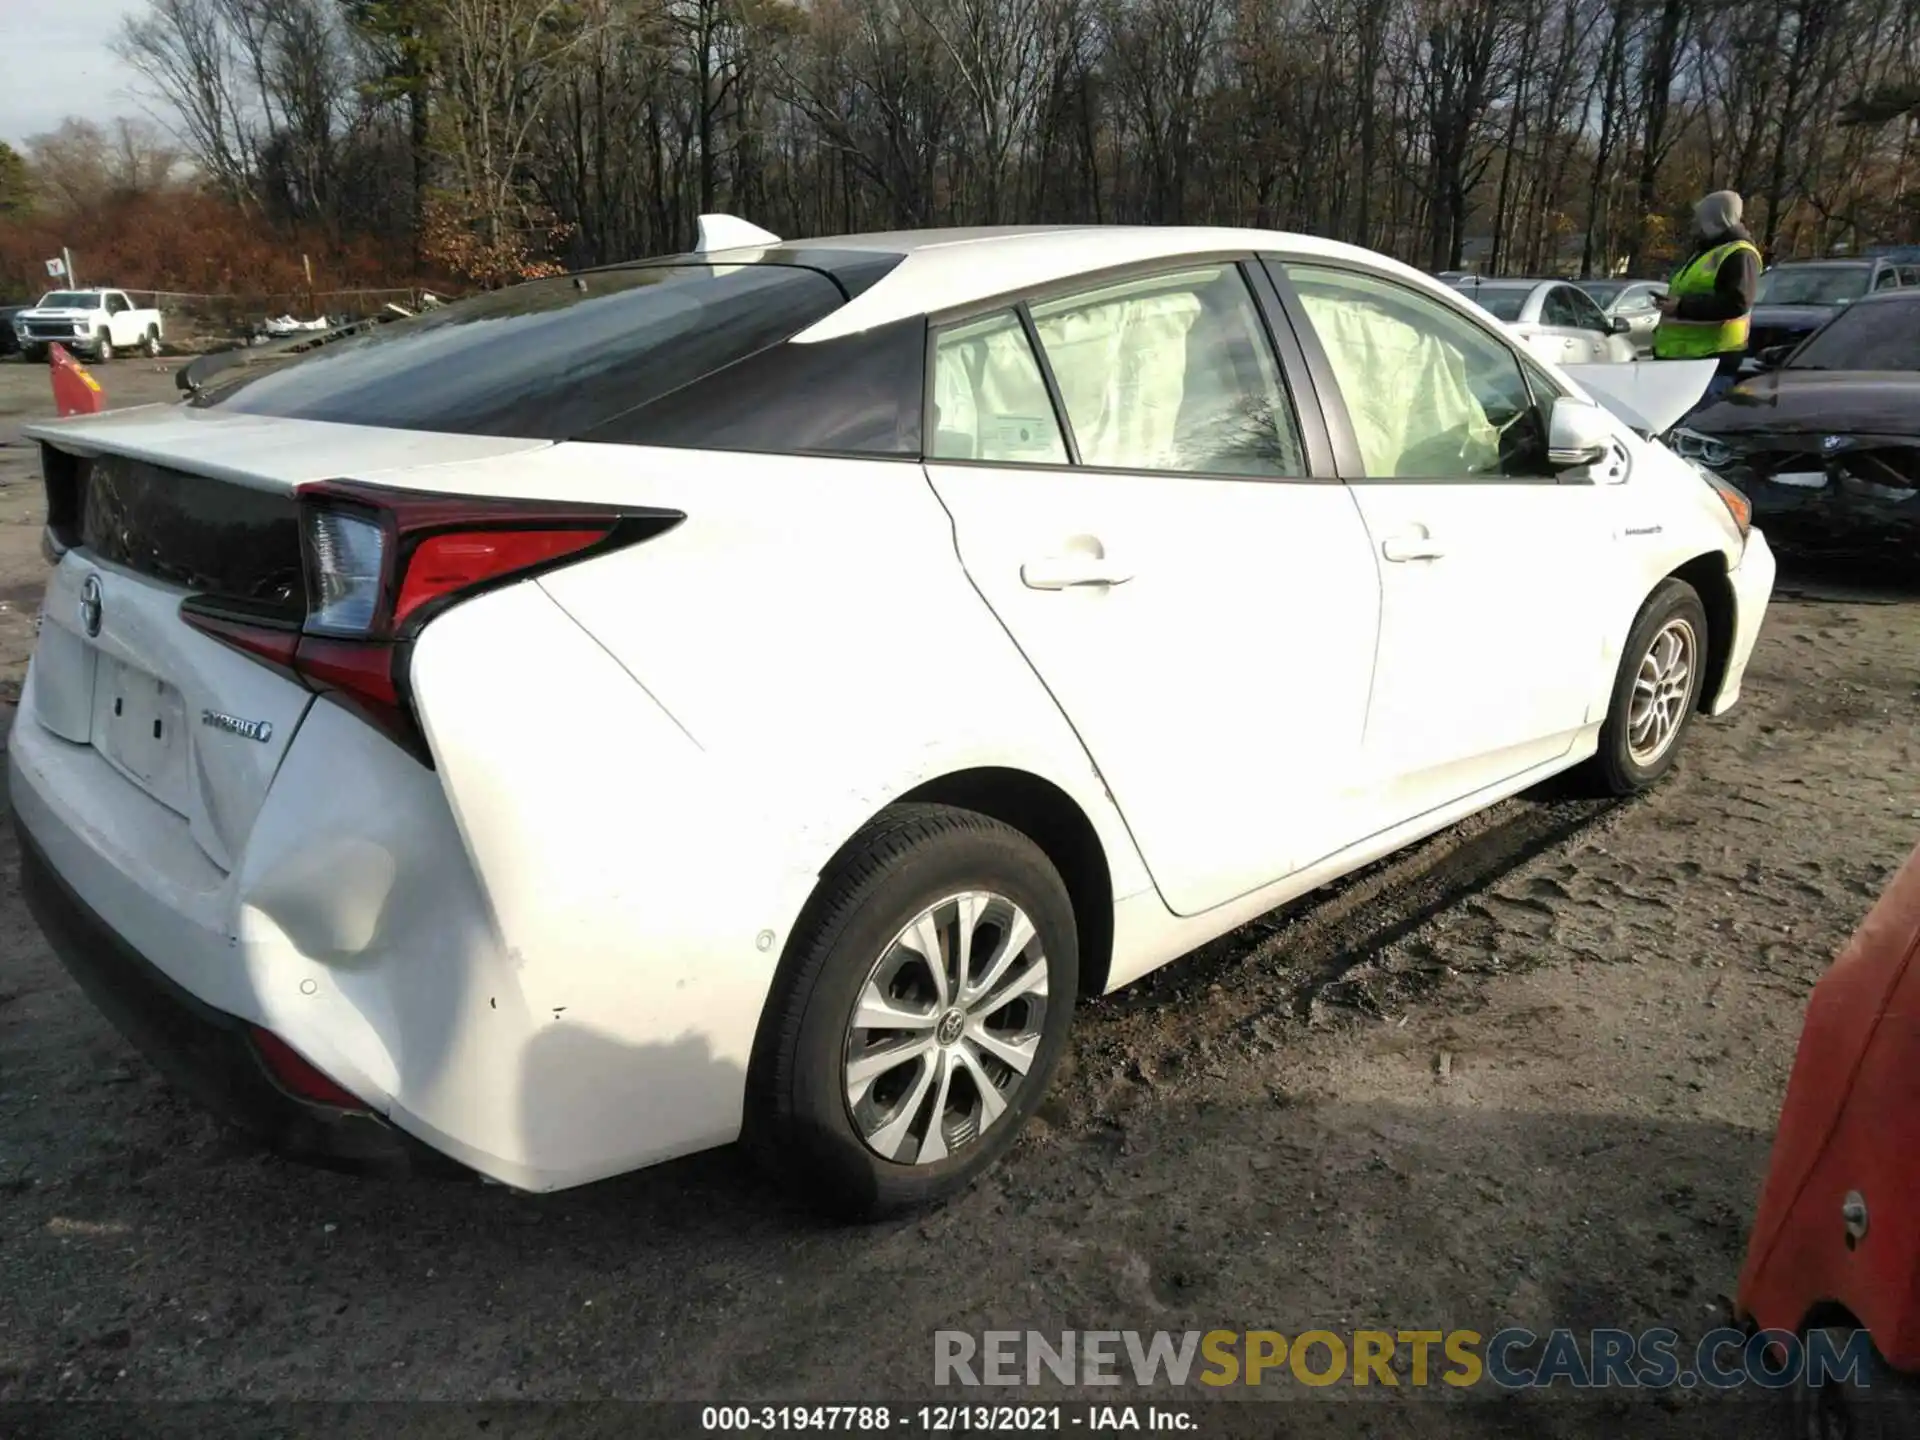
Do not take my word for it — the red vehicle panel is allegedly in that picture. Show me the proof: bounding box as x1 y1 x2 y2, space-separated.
1739 840 1920 1365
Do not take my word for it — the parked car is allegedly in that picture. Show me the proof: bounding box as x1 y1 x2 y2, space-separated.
13 288 164 363
0 300 30 357
1746 258 1912 359
1573 279 1669 354
1447 277 1639 365
1673 288 1919 565
12 220 1776 1217
1738 837 1920 1434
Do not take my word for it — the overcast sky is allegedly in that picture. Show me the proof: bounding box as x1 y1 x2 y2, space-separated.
2 0 153 146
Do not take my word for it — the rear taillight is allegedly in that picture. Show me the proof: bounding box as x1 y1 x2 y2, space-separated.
250 1026 368 1110
181 480 682 762
395 530 609 626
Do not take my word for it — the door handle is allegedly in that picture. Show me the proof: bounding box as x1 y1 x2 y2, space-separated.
1380 531 1446 562
1020 554 1135 590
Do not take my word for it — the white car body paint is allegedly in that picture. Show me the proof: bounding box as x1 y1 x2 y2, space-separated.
923 458 1381 916
10 223 1778 1191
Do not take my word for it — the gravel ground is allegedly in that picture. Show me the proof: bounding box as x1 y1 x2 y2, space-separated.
0 355 1916 1436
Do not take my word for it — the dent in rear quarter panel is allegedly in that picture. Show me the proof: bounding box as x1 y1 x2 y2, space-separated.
404 579 781 1187
387 443 1152 1185
233 698 553 1185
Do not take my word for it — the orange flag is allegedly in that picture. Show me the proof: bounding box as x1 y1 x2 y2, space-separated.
48 342 105 418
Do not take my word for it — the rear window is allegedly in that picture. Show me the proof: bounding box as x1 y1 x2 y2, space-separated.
1465 288 1529 321
191 264 847 440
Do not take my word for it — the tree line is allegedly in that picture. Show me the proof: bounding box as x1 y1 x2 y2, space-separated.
22 0 1920 288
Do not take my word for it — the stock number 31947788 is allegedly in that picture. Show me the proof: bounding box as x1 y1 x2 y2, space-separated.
700 1405 1067 1431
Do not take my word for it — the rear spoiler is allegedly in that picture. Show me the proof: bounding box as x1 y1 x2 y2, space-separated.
176 321 374 393
175 300 440 394
1559 360 1718 438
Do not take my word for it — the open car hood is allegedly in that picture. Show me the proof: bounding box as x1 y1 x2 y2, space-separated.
1560 360 1717 437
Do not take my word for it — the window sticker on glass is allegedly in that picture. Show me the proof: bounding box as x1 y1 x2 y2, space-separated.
986 415 1060 456
930 312 1068 465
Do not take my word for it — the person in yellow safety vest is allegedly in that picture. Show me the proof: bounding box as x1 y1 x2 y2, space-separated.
1654 189 1763 406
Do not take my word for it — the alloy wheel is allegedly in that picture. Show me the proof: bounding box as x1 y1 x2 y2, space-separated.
842 890 1049 1167
1628 616 1696 765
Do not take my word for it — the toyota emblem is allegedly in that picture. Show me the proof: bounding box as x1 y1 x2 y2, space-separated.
79 574 103 638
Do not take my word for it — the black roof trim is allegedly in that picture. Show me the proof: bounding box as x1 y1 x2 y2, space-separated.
574 247 906 302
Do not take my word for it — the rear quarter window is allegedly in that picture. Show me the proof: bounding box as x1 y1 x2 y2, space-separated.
192 264 848 441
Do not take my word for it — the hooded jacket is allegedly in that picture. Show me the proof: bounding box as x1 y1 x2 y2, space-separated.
1673 191 1760 326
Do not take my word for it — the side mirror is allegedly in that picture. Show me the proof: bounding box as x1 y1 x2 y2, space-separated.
1756 344 1792 370
1610 316 1632 335
1546 396 1614 470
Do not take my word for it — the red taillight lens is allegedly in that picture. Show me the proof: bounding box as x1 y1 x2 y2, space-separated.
177 604 303 674
395 529 608 628
180 480 682 763
250 1026 368 1110
291 635 402 706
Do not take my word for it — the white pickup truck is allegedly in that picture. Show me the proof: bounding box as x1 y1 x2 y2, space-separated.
14 289 164 362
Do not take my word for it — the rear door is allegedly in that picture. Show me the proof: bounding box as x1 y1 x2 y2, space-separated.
1542 285 1605 362
1500 289 1566 368
1561 284 1627 361
1271 260 1618 825
923 260 1383 916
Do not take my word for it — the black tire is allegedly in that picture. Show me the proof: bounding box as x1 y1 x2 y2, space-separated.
1589 577 1709 795
1789 1327 1920 1439
20 345 45 364
746 803 1078 1220
94 330 113 362
144 326 162 358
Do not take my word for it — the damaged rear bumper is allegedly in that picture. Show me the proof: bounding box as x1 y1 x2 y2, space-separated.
16 819 468 1181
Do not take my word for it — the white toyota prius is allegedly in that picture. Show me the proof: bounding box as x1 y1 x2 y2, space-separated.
11 220 1774 1217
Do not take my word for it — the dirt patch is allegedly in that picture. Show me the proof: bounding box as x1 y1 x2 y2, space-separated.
0 357 1915 1435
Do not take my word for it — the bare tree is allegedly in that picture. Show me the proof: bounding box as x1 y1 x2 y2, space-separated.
87 0 1920 284
118 0 257 201
24 118 185 211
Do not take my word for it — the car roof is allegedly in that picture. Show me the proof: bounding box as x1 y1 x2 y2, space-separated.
677 224 1445 342
1451 277 1560 296
1771 258 1873 269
